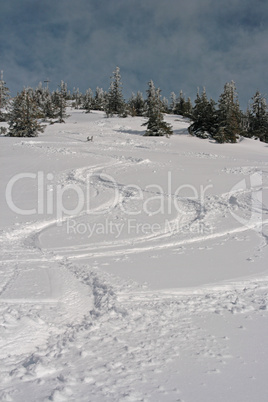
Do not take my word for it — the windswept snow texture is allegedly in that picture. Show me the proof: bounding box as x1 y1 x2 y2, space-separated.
1 109 268 401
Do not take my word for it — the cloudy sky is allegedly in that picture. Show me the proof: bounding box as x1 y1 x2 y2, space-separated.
1 0 267 108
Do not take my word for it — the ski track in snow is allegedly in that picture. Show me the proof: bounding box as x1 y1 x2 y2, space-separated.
1 110 268 401
36 169 268 260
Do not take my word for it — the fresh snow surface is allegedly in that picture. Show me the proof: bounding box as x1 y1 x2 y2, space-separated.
1 109 268 401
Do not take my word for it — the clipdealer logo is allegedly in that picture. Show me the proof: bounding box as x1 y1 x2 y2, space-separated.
5 171 213 225
228 171 265 233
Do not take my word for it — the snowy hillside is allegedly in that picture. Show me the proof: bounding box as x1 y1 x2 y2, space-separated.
1 109 268 401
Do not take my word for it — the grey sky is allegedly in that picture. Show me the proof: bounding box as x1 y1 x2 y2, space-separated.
1 0 267 109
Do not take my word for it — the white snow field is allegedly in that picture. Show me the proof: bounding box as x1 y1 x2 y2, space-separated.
1 109 268 401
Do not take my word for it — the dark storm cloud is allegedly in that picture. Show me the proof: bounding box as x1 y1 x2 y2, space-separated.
1 0 267 108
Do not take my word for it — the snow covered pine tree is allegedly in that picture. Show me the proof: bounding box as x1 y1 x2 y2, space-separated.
249 90 268 142
0 70 10 121
215 81 242 143
105 67 126 117
8 88 44 137
143 80 173 137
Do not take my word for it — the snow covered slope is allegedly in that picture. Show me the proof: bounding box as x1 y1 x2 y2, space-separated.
0 109 268 401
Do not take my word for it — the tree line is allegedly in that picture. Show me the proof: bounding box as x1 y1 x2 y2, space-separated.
0 67 267 143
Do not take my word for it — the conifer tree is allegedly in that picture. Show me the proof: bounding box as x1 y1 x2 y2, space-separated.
172 90 192 117
215 81 242 143
240 107 251 137
0 71 10 121
170 92 177 114
249 91 268 142
93 87 106 111
43 93 56 120
174 90 186 115
128 91 145 116
33 83 53 120
105 67 125 117
128 93 137 116
143 80 173 137
82 88 94 113
8 88 44 137
185 97 193 118
189 88 217 138
162 97 169 113
33 82 44 105
72 88 83 109
59 80 68 100
52 81 68 123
